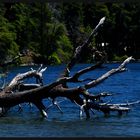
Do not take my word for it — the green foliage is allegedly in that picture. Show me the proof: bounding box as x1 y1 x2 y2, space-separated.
48 52 61 65
0 2 140 65
38 21 72 64
0 14 19 63
112 54 128 61
56 35 73 63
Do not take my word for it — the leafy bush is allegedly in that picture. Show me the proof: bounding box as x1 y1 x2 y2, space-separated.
113 54 128 61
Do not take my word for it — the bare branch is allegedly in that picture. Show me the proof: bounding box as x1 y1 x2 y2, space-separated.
100 100 140 107
0 15 137 119
4 66 47 92
84 56 134 89
0 56 136 118
61 17 106 78
70 61 104 82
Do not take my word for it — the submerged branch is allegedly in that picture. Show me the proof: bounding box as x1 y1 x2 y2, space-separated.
84 56 134 89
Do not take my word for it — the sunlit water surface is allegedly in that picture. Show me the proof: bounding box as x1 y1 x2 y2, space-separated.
0 62 140 137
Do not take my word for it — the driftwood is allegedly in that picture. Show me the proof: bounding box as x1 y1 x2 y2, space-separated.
0 17 139 119
0 64 47 116
0 56 136 118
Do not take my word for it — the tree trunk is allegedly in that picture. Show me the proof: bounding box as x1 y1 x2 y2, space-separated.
0 17 138 119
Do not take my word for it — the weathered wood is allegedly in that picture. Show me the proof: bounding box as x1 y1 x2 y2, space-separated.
4 65 47 92
0 17 138 119
0 57 135 118
61 17 106 78
84 56 134 89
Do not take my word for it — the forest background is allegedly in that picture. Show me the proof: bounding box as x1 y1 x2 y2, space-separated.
0 1 140 66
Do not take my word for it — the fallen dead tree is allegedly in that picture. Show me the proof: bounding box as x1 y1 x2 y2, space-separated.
0 17 139 119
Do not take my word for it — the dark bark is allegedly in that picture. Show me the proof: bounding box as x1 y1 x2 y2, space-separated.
0 56 135 118
0 17 138 119
61 17 106 78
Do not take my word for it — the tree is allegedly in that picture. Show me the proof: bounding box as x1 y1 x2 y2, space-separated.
28 2 73 65
0 17 138 119
0 4 19 64
1 1 140 65
60 2 84 48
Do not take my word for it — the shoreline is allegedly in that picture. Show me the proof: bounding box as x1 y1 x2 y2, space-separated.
19 59 140 67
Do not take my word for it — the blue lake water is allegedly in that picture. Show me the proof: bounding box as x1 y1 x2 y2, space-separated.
0 62 140 137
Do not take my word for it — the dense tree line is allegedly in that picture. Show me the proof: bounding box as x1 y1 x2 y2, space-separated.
0 2 140 65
